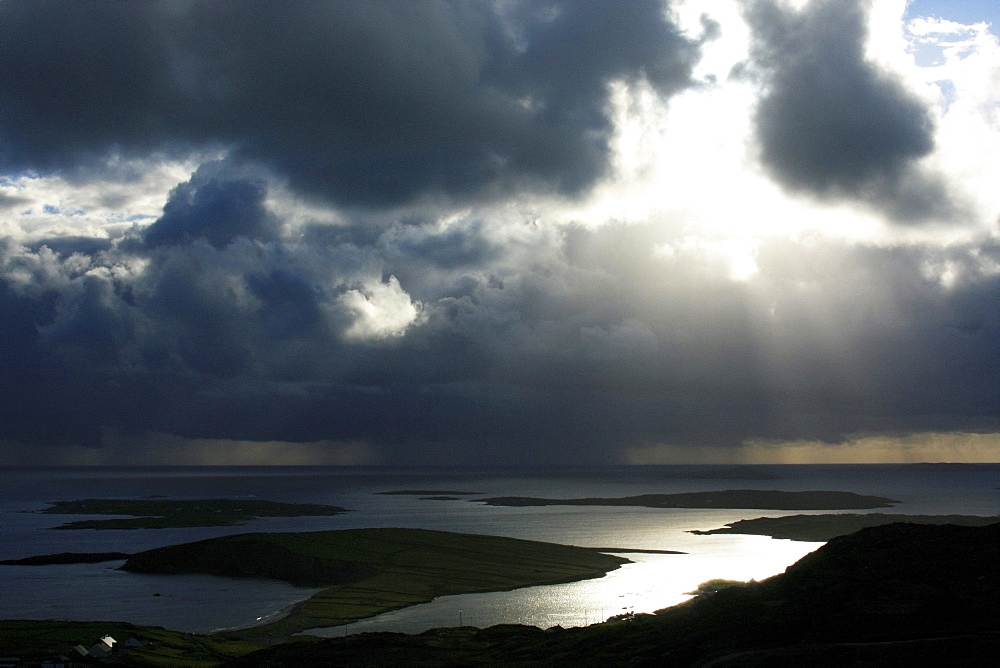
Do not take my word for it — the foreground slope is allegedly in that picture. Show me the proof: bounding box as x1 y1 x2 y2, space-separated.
230 522 999 667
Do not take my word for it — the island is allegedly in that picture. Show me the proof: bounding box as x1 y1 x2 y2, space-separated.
35 498 349 530
119 527 633 638
474 489 899 509
690 513 1000 541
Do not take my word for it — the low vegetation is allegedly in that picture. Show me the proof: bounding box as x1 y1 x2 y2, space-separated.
0 620 264 666
120 528 631 639
685 578 748 596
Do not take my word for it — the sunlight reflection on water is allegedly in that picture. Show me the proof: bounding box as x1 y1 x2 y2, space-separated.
4 464 994 634
313 534 823 636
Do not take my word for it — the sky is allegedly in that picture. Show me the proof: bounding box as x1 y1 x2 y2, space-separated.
2 0 999 466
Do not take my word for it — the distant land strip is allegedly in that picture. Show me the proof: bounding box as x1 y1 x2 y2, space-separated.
659 466 780 480
690 513 1000 542
35 498 349 530
474 490 900 510
0 552 131 565
376 490 482 496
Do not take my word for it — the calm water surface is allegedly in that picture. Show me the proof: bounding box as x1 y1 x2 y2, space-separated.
1 465 996 634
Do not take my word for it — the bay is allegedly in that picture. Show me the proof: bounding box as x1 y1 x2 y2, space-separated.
1 464 996 634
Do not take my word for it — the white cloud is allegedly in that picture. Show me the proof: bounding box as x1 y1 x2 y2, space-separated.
0 155 211 243
338 275 422 341
911 19 1000 227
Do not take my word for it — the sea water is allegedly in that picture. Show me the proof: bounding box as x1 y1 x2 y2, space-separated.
1 464 997 634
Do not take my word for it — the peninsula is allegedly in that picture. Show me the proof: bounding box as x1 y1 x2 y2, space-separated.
119 527 632 638
691 513 1000 541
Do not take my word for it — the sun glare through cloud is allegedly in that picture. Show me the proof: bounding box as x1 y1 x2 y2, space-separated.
1 0 998 465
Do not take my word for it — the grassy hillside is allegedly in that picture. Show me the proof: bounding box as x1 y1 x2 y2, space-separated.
0 620 264 667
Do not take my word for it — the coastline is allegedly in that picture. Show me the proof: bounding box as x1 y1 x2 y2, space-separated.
210 598 307 636
4 464 997 638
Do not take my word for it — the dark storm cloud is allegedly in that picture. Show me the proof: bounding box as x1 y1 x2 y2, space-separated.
745 0 956 222
381 218 503 276
246 270 325 343
2 0 998 464
141 162 279 249
39 273 134 367
0 275 104 448
6 211 1000 462
29 236 114 258
0 0 700 206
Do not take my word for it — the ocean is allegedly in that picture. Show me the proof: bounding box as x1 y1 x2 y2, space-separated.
1 464 997 635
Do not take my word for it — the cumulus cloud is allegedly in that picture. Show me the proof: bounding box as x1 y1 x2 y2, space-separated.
141 162 279 249
744 0 959 223
338 276 421 341
0 193 31 211
4 206 1000 462
1 1 999 464
0 0 701 207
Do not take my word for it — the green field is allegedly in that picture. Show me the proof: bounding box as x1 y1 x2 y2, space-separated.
121 527 631 639
1 528 632 662
0 620 265 667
